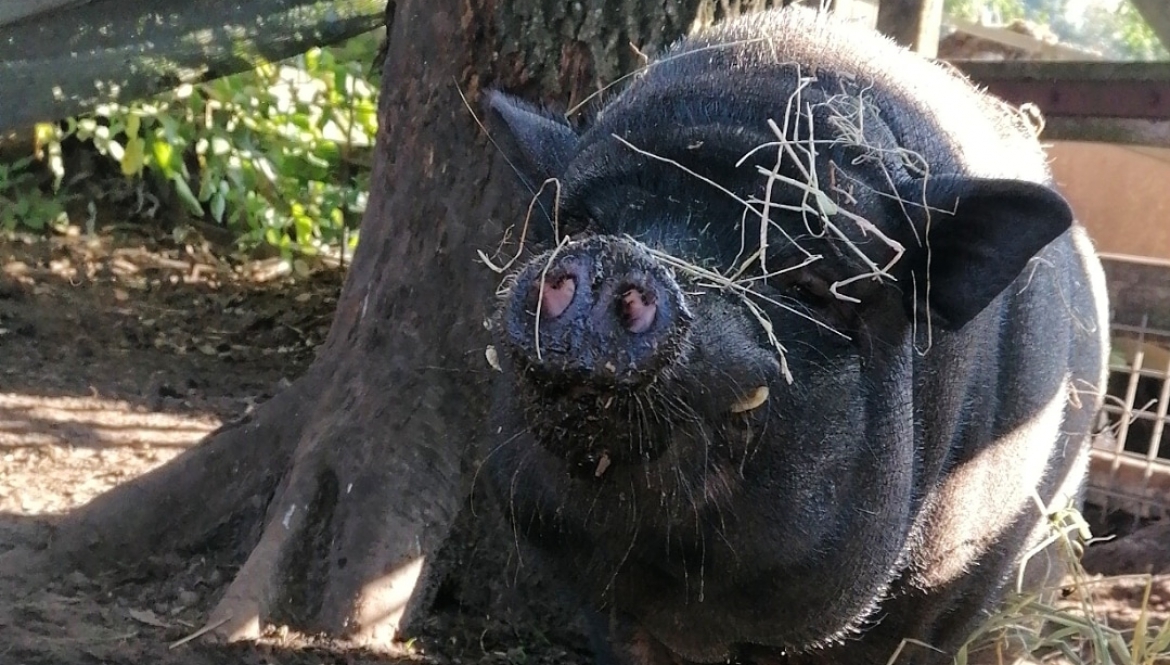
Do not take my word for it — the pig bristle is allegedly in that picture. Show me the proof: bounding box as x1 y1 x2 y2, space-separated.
478 175 564 276
563 36 801 121
823 496 1102 664
477 7 1107 663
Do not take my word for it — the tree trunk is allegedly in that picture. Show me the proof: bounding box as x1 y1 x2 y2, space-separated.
4 0 782 649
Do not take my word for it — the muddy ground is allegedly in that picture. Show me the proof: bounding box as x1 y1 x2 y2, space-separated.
1 220 1170 665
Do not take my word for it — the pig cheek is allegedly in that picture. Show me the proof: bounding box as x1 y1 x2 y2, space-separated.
702 461 743 507
683 343 783 418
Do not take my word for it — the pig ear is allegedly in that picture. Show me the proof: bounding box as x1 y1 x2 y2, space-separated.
483 90 579 189
900 174 1073 330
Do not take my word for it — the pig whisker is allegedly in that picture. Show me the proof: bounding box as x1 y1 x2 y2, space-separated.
633 381 700 495
503 437 540 569
653 388 738 559
581 466 610 524
601 485 643 601
470 428 528 516
630 390 656 487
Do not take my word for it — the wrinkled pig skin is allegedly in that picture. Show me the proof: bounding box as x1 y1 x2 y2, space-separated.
478 7 1109 665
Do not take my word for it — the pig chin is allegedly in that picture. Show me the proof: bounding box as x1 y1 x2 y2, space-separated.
510 370 693 477
509 348 771 481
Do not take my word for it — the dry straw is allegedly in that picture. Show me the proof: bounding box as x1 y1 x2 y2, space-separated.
936 499 1170 665
608 72 940 381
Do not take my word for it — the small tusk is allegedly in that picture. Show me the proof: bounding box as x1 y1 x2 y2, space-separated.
594 451 612 478
730 386 769 413
485 345 502 372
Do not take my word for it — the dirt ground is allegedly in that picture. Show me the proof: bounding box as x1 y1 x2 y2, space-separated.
2 220 1170 665
0 218 596 665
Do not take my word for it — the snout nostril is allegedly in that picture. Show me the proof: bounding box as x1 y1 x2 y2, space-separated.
539 276 577 319
619 287 657 334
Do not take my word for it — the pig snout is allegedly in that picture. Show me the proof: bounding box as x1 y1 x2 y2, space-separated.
501 238 691 386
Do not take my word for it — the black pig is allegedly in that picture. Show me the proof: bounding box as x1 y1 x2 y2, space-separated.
479 7 1109 664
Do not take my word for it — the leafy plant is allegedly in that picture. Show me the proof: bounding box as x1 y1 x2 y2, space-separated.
944 0 1028 23
0 157 67 233
1083 1 1169 61
944 0 1170 61
38 29 383 261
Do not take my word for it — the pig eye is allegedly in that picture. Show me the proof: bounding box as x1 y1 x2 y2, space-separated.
787 273 833 308
776 271 861 333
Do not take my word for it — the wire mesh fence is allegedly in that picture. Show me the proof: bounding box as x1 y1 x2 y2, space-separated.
1088 314 1170 521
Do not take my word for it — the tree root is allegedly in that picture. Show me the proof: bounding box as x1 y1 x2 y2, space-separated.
46 376 316 576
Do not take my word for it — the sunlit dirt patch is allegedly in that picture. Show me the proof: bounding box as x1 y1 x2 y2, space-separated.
0 221 353 665
0 393 220 516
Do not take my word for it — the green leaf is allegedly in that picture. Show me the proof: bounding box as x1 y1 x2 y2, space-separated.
121 137 146 176
125 113 141 139
152 139 176 177
171 176 204 216
210 192 226 223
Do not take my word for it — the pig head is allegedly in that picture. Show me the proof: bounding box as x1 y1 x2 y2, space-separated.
478 8 1109 665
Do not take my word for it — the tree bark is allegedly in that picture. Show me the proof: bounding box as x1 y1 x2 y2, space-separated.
7 0 783 650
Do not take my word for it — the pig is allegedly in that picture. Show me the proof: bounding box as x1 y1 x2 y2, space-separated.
478 7 1109 665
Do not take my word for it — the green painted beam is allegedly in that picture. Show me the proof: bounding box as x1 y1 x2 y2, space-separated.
0 0 387 133
0 0 88 28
